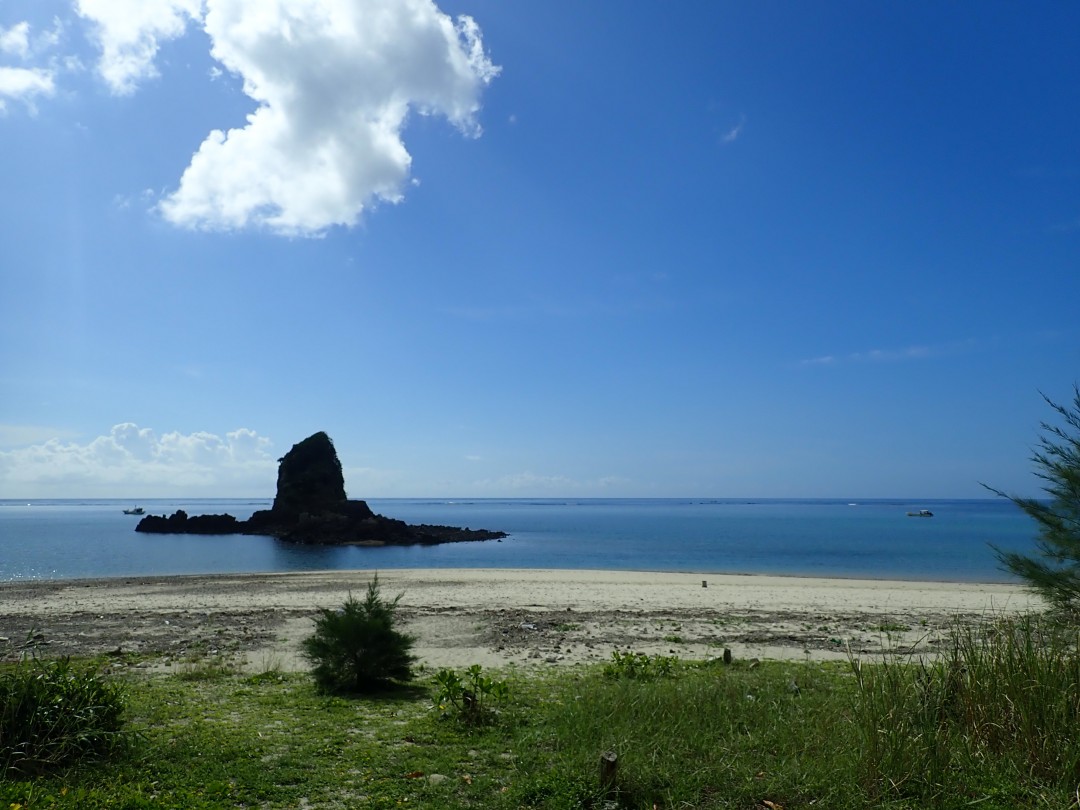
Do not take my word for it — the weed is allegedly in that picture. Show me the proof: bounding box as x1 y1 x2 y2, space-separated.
176 655 240 681
433 665 510 724
602 650 679 679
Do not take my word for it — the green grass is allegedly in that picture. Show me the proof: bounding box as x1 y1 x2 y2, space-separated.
0 657 128 777
4 615 1080 808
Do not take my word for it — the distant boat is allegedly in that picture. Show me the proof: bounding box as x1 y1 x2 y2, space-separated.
906 509 934 517
123 507 145 516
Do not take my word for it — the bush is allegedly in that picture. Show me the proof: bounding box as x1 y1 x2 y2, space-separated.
0 657 127 776
301 575 416 694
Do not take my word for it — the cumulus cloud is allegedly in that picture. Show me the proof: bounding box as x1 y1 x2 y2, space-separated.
0 423 276 497
0 20 59 113
0 22 31 57
0 66 55 112
11 1 497 232
155 0 500 235
0 424 79 447
74 0 203 95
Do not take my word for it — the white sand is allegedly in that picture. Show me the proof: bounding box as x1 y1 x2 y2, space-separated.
0 569 1041 671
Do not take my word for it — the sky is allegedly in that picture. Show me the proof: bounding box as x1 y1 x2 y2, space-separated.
1 1 1078 500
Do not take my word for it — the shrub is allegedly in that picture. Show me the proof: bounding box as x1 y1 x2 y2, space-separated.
432 664 510 724
301 574 416 694
0 657 127 776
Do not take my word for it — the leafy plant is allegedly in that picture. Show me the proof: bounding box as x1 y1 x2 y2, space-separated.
432 664 510 724
602 650 679 680
0 656 128 775
986 385 1080 616
301 574 416 694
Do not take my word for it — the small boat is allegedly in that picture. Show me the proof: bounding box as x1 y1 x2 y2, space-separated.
123 507 146 516
906 509 933 517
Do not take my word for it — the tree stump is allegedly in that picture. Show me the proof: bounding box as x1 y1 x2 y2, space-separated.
599 750 618 794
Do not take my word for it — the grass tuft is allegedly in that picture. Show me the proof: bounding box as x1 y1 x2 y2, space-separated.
0 656 128 776
851 613 1080 804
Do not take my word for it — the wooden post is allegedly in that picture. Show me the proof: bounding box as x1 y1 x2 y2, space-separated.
599 750 618 794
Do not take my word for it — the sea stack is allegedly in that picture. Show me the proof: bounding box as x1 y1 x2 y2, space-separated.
270 431 349 517
136 432 506 546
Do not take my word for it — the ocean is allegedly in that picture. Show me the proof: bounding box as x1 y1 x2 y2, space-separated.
0 498 1038 583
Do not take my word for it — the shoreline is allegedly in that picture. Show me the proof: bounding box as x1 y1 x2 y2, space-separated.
0 564 1022 588
0 568 1043 671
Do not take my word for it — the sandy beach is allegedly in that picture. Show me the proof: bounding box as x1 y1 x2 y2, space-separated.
0 569 1042 672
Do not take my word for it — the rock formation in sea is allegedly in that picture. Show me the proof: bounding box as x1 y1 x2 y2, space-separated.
135 431 507 546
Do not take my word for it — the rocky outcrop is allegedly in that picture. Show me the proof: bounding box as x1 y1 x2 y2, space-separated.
269 431 347 517
136 432 506 546
134 510 241 535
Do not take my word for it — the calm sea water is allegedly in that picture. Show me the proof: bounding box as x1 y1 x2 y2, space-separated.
0 498 1038 583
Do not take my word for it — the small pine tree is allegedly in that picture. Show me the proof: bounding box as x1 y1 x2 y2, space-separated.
987 386 1080 616
301 574 416 693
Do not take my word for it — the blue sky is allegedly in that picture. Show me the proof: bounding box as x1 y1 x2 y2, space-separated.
1 0 1077 499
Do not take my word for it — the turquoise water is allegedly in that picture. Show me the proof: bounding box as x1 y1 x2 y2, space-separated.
0 498 1037 583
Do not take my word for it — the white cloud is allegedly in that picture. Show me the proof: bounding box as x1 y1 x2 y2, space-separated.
801 339 978 367
74 0 203 95
0 424 79 448
0 22 31 58
0 19 74 114
0 66 55 112
157 0 500 235
0 423 276 497
721 114 745 144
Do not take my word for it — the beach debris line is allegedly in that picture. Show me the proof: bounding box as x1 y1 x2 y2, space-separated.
135 431 507 546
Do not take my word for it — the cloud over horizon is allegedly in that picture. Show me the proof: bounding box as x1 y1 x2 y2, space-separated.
0 423 277 497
